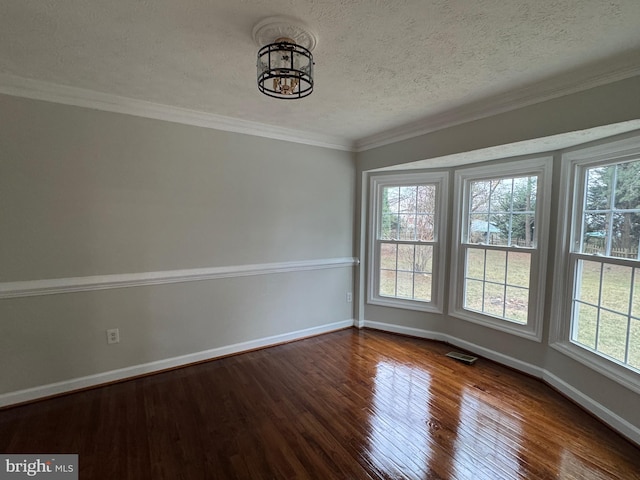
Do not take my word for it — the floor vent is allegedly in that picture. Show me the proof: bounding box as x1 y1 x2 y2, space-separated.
446 351 478 365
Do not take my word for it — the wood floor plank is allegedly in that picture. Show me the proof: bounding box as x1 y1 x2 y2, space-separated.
2 328 640 479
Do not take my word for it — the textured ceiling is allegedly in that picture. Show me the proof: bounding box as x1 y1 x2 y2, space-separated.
0 0 639 149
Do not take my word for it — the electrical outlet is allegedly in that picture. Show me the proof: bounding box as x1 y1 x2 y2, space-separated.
106 328 120 344
346 292 353 303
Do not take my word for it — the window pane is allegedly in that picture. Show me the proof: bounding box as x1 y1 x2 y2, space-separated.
399 186 417 213
582 213 608 254
380 243 397 269
506 251 531 287
415 214 435 241
629 319 640 370
470 180 491 213
485 250 506 284
585 165 612 211
397 244 415 271
488 214 508 245
600 264 632 313
484 283 505 317
510 213 535 247
572 302 598 349
505 286 528 324
385 186 400 213
598 311 628 362
469 214 490 244
575 260 601 305
397 271 414 298
380 269 396 297
398 213 416 240
417 185 436 214
612 212 640 260
414 274 432 302
489 178 512 214
512 176 537 212
380 213 398 240
466 248 485 279
415 245 433 274
613 161 640 210
464 279 484 312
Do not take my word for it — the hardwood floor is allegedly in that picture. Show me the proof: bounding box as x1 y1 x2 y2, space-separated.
2 328 639 479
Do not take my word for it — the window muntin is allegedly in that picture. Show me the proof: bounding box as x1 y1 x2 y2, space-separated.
379 184 436 302
369 173 447 312
569 158 640 372
462 175 538 325
451 156 551 341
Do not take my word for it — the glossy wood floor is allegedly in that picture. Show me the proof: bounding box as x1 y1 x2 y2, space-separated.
2 328 640 479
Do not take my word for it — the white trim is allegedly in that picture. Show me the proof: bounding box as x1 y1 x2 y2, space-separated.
550 341 640 396
354 62 640 152
363 320 640 446
367 171 449 313
0 257 359 299
542 369 640 448
550 131 640 393
448 155 553 342
0 73 353 151
0 319 353 408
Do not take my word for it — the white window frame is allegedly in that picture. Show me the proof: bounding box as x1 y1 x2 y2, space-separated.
551 132 640 394
449 156 553 341
367 171 449 313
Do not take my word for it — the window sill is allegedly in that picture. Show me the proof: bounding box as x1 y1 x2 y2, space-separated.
367 296 442 314
449 307 542 342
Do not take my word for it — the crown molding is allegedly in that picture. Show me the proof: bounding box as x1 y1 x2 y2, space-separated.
355 60 640 152
0 73 353 151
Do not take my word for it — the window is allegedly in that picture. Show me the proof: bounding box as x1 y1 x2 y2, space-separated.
450 157 552 340
368 172 448 312
552 133 640 389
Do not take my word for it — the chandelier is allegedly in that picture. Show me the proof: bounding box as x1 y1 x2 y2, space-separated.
253 17 316 99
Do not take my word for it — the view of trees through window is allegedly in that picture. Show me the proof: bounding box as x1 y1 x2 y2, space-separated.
378 184 436 301
572 158 640 371
468 176 537 247
581 161 640 259
463 175 538 324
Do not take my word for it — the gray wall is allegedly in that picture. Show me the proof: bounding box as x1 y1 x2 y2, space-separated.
0 94 355 395
356 76 640 437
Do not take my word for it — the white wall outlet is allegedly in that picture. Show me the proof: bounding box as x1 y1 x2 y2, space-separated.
106 328 120 344
346 292 353 303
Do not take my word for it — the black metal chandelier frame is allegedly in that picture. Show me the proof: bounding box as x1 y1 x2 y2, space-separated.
257 40 314 99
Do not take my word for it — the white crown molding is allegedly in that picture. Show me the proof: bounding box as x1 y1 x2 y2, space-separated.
355 61 640 152
0 319 353 408
0 257 359 299
362 320 640 446
0 73 353 151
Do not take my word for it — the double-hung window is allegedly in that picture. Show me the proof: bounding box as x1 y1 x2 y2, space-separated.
553 133 640 388
450 157 552 340
368 172 448 312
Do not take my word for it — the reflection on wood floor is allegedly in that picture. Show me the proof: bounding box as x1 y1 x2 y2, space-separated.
2 328 640 479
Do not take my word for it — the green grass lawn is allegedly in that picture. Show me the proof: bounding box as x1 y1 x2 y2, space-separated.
574 260 640 369
379 245 640 370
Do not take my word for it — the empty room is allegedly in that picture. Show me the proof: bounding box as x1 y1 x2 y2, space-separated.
1 1 640 479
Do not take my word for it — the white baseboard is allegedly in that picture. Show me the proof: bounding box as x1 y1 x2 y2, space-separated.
0 319 353 408
362 320 640 446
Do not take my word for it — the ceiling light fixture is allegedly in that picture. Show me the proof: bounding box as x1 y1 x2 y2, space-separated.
253 17 317 99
